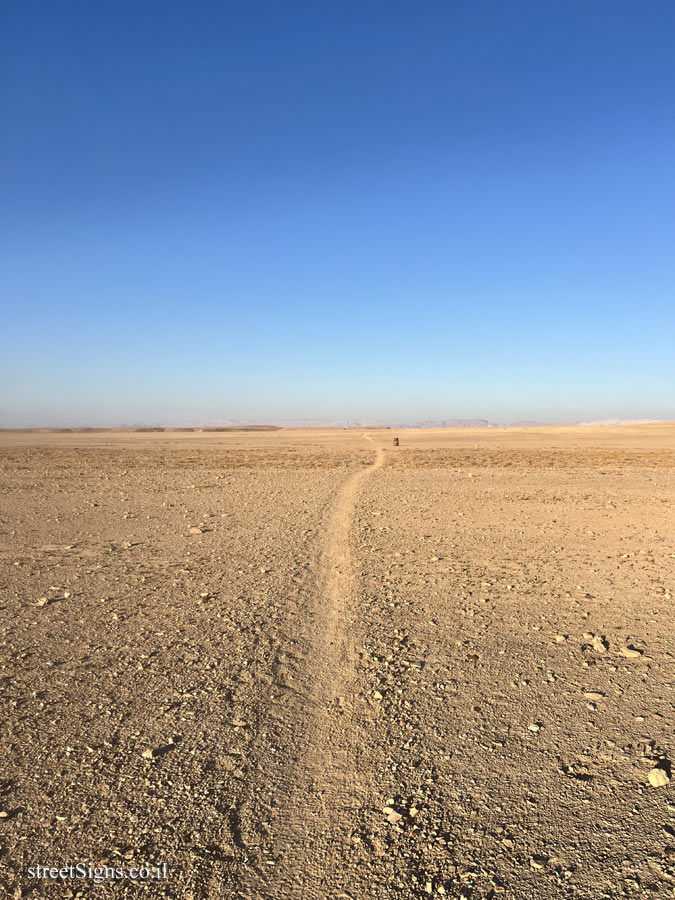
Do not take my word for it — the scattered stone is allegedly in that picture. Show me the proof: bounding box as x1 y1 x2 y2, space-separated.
592 635 609 653
583 691 605 701
528 723 541 732
382 805 402 824
530 855 549 869
648 768 670 788
621 645 643 659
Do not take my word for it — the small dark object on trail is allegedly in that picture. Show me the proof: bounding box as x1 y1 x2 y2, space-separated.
393 437 399 447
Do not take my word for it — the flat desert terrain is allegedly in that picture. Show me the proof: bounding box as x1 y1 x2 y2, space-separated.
1 425 674 900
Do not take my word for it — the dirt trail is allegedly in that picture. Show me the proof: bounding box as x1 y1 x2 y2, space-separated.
259 435 385 898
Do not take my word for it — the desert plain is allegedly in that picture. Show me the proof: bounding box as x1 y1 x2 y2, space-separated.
1 424 674 900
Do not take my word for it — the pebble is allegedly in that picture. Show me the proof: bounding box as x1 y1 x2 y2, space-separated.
592 635 609 653
583 691 605 701
382 806 402 824
621 645 643 658
648 768 670 788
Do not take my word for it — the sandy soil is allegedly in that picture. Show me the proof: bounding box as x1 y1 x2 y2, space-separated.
1 425 674 899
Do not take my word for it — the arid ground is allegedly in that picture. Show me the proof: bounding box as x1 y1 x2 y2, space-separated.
1 425 674 900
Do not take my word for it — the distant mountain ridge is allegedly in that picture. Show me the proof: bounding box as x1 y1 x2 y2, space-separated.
6 417 670 431
135 416 669 429
209 417 538 429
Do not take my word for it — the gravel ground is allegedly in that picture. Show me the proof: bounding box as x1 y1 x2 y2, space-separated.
1 426 673 899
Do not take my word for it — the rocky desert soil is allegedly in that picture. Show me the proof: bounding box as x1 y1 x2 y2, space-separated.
1 425 674 900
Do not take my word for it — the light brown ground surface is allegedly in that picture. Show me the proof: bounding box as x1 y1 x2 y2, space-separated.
1 425 674 900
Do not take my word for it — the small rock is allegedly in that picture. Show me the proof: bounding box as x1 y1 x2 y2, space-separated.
583 691 605 701
621 645 643 659
592 635 609 653
648 768 670 788
528 723 541 733
530 855 549 869
382 805 402 824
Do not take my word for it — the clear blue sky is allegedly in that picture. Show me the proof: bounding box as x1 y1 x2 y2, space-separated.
2 1 674 425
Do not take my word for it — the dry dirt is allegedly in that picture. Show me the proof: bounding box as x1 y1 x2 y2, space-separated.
1 425 674 900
